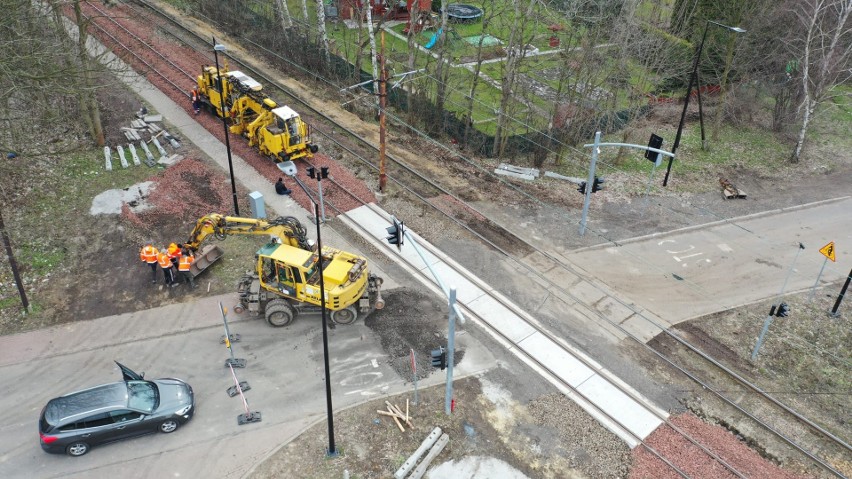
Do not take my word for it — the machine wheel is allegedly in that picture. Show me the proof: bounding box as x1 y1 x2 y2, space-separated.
265 300 295 327
66 441 90 457
159 419 179 433
310 144 319 153
331 306 358 325
233 304 245 314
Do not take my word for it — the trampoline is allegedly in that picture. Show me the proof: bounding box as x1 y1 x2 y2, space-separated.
444 4 483 23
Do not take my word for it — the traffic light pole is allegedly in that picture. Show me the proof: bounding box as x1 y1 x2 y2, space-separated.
445 288 457 415
581 132 675 236
751 243 805 360
400 228 466 415
578 132 599 236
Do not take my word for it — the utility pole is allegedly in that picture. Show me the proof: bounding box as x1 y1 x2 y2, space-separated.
829 267 851 318
379 30 387 193
0 208 28 312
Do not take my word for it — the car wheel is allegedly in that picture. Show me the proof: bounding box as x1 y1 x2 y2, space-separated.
159 419 179 433
66 441 89 457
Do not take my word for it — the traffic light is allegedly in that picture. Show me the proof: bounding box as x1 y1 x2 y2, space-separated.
577 181 587 194
430 347 446 370
645 133 663 161
386 217 404 248
306 166 329 180
592 176 605 192
776 302 790 317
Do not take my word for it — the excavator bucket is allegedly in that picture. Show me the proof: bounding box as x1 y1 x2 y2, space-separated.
190 244 224 277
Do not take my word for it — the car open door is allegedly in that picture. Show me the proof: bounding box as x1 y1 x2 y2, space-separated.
115 361 144 381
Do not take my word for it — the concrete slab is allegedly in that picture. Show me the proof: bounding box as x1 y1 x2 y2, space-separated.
103 146 112 171
567 279 608 305
517 332 595 386
595 295 636 324
128 143 141 166
576 373 662 442
467 294 536 343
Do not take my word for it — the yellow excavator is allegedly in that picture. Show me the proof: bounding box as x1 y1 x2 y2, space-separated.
184 214 384 326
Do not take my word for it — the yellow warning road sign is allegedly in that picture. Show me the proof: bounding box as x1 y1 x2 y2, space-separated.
819 242 836 262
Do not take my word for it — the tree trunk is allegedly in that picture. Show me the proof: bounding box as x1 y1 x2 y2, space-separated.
433 0 450 130
72 0 104 146
300 0 310 21
405 0 421 120
315 0 330 66
492 0 536 158
365 6 380 111
463 7 494 146
275 0 293 29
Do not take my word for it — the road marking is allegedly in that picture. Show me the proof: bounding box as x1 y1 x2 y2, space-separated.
718 243 733 252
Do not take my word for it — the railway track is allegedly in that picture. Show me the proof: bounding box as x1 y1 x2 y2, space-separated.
82 1 849 476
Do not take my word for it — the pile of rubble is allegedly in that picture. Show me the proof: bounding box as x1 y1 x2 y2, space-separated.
104 108 183 171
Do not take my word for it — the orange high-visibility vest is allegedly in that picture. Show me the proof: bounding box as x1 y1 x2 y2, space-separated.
140 245 159 264
158 252 172 269
168 243 181 260
178 254 194 272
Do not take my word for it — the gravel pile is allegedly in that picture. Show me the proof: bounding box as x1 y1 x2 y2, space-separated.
528 393 631 478
629 413 805 479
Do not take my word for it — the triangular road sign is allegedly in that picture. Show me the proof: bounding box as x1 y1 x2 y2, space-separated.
819 242 836 262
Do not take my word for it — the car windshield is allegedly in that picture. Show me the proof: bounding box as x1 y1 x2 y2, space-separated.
126 380 159 413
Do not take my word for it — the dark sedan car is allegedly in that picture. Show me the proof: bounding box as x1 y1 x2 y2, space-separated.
39 362 194 456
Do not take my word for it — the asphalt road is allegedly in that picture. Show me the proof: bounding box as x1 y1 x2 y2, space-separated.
0 294 491 478
565 197 852 334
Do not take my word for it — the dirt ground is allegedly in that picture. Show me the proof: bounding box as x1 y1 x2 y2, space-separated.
1 1 850 477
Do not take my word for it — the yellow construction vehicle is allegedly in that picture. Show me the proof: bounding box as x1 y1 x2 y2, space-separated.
184 214 384 326
197 66 318 163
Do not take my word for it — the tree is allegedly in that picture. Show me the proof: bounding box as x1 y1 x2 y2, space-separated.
787 0 852 162
491 0 539 158
0 0 106 152
314 0 330 66
463 0 501 146
70 0 105 147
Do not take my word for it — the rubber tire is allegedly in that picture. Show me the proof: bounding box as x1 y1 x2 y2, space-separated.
66 441 89 457
265 300 295 327
331 306 358 325
159 419 179 433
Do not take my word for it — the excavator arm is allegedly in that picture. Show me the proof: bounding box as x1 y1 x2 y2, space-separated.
184 213 311 251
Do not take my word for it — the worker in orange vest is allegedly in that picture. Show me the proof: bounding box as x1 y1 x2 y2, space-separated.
167 243 181 270
139 242 159 284
158 249 176 287
178 248 197 288
191 88 200 114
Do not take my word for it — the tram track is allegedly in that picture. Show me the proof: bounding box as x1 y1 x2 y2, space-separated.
82 1 850 476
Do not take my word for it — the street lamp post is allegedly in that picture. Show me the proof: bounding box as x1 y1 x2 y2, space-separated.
278 161 337 457
212 38 240 215
662 21 745 187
